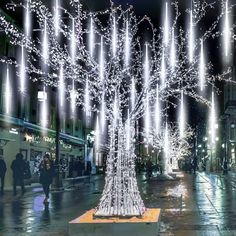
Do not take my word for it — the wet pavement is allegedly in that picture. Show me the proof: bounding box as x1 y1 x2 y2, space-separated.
1 172 236 235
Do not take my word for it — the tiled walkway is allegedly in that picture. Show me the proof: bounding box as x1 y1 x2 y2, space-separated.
0 172 236 235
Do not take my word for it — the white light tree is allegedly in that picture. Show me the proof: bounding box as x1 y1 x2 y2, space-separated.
150 124 194 177
0 0 235 217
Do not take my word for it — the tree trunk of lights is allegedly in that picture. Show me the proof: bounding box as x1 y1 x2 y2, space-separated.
94 121 146 217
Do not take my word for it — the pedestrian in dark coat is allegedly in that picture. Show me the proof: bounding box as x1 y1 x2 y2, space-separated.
85 161 92 176
39 153 54 203
11 153 26 195
0 156 7 194
222 159 228 174
191 157 198 174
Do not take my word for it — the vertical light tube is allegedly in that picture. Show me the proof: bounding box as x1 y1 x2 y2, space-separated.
41 86 47 128
144 43 149 88
70 80 76 115
170 29 176 70
25 1 31 38
164 122 169 173
161 50 166 88
126 109 130 151
101 92 106 132
59 63 64 108
54 0 60 37
71 18 76 64
89 17 95 58
155 85 161 134
189 10 194 62
224 0 230 57
96 116 100 151
20 45 26 93
131 77 135 110
112 16 117 57
100 36 104 81
42 17 48 64
124 20 130 67
179 90 185 138
199 39 205 91
5 66 11 115
84 78 90 117
210 91 216 147
164 2 169 46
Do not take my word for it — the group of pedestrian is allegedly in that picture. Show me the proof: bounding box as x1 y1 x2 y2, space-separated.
0 152 54 204
0 153 29 196
68 158 85 177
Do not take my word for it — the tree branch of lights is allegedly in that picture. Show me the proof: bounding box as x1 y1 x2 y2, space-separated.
0 0 235 217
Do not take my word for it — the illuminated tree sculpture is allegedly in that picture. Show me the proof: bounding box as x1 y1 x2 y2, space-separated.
0 0 235 217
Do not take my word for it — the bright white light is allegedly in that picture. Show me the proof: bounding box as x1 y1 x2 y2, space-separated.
101 92 106 132
71 18 76 64
42 17 48 64
41 86 48 128
144 43 149 88
163 2 169 46
113 93 118 123
209 91 216 147
126 109 130 150
155 85 161 133
131 77 135 110
164 122 170 173
89 17 95 58
112 16 117 57
161 50 166 88
5 66 11 115
224 0 230 57
96 116 100 150
179 90 185 138
99 36 104 81
54 0 60 37
20 45 26 93
189 10 194 62
199 39 205 91
70 80 76 114
145 92 150 140
124 20 130 67
37 91 47 101
84 78 90 117
170 29 176 70
25 1 31 37
59 64 64 108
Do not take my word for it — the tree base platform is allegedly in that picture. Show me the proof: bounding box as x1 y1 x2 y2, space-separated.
68 208 161 236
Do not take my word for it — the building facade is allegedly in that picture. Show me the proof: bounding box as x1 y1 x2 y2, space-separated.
0 10 95 189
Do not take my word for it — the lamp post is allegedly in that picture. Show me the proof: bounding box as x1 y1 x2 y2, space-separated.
52 88 63 190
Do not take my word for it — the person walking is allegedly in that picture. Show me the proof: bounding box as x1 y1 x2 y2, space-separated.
222 158 228 174
191 157 198 174
11 153 26 195
0 156 7 195
39 153 54 203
